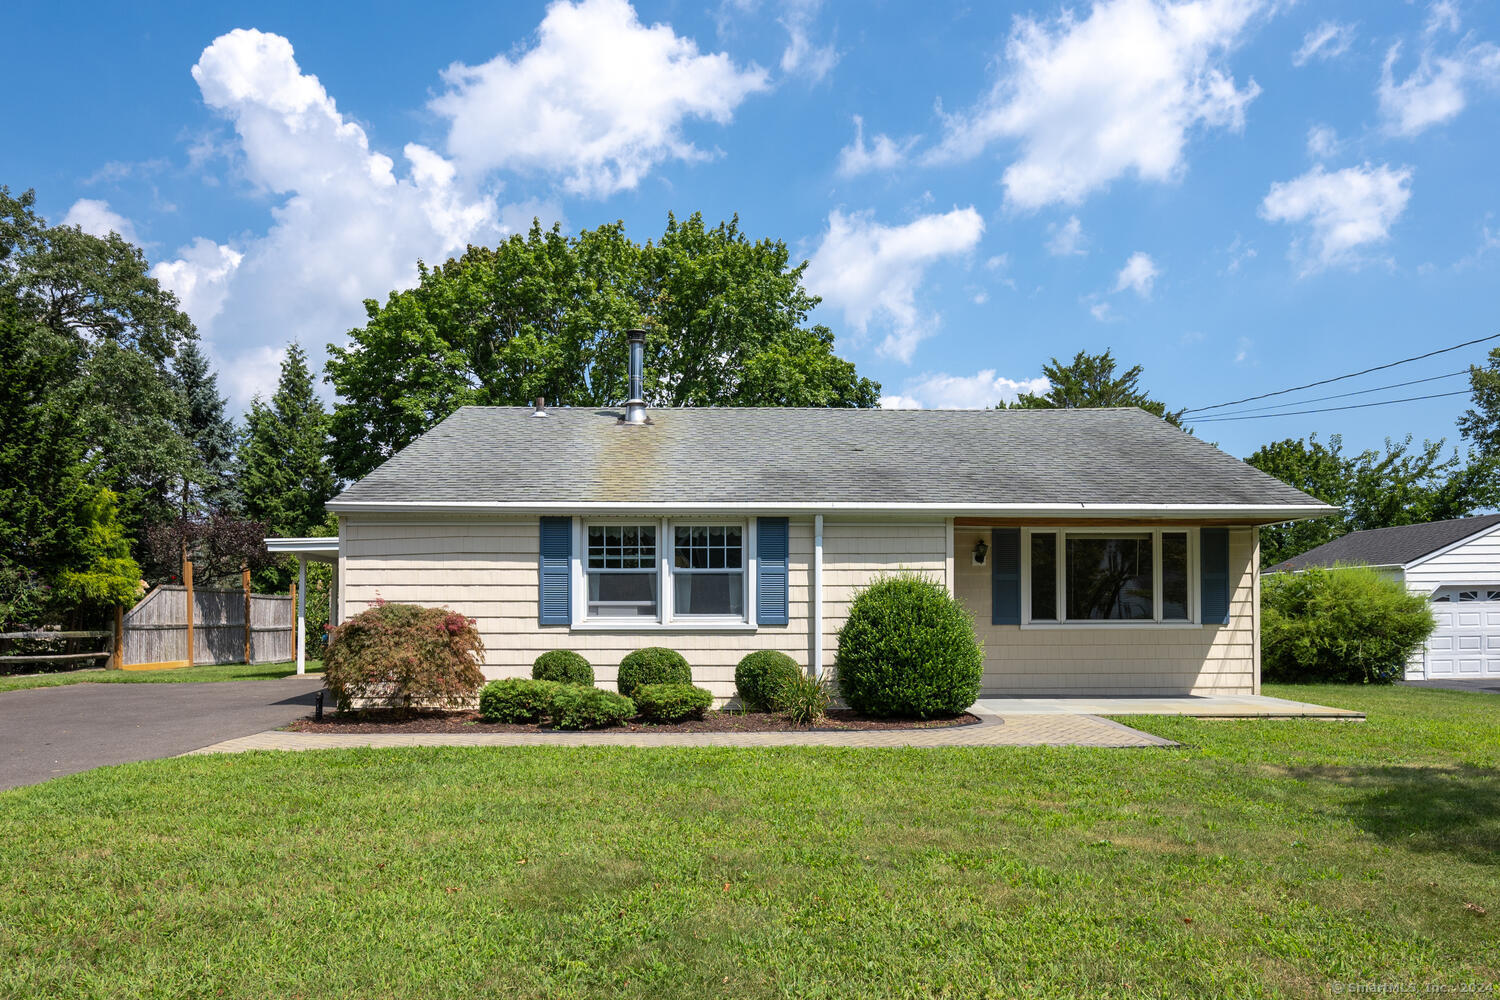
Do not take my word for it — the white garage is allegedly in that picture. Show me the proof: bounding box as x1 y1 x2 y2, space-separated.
1269 514 1500 681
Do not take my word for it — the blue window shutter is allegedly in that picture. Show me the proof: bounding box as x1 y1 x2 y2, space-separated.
1200 527 1230 625
538 517 572 625
991 528 1021 625
757 517 790 626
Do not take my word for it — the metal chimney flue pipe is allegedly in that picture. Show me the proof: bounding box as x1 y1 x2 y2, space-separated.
624 329 647 424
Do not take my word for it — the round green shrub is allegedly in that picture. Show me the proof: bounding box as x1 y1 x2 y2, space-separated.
734 650 802 712
479 678 562 723
616 647 691 698
549 686 635 729
834 572 983 719
634 683 714 722
323 602 486 715
532 650 594 686
1262 566 1436 684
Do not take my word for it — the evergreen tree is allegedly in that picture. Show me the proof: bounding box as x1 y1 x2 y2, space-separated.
239 343 337 550
171 341 240 513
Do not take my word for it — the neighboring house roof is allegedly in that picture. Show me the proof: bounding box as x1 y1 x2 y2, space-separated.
328 405 1330 517
1269 514 1500 572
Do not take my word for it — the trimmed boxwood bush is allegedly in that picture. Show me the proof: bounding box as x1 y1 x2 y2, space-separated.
617 647 691 698
532 650 594 686
323 602 485 715
550 686 635 729
735 650 802 712
634 683 714 722
1262 566 1436 684
835 572 983 719
479 678 562 723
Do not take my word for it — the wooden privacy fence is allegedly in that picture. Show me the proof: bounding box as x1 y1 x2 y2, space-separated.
124 585 293 667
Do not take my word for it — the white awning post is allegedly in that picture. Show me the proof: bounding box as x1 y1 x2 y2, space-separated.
296 556 307 676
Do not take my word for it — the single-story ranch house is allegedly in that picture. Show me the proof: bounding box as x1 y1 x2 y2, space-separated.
1269 514 1500 681
274 336 1332 702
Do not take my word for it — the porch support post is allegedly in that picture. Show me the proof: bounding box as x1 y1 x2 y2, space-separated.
296 556 307 676
812 514 824 680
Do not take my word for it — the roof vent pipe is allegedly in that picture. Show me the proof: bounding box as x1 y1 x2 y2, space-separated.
531 397 547 417
623 329 648 425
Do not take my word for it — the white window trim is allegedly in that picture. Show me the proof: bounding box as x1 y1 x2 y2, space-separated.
1020 526 1201 629
571 517 758 630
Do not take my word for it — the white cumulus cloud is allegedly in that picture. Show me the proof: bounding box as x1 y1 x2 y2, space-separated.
430 0 769 198
804 207 984 364
1293 21 1355 66
927 0 1266 209
1260 162 1414 273
1378 30 1500 136
1114 251 1160 297
836 115 917 176
61 199 139 244
151 28 505 406
880 370 1050 409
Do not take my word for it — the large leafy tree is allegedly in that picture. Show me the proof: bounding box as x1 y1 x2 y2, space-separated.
1458 346 1500 456
239 343 338 546
1247 434 1496 566
1009 349 1185 426
326 213 880 482
1 187 197 617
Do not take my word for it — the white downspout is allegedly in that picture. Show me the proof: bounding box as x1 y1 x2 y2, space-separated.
296 556 307 676
812 514 824 679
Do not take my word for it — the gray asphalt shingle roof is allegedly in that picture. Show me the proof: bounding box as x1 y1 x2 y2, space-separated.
329 405 1328 512
1269 514 1500 572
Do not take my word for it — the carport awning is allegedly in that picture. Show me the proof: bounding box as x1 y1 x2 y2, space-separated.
266 537 339 563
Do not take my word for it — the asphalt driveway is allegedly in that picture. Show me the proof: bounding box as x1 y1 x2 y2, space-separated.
0 675 326 790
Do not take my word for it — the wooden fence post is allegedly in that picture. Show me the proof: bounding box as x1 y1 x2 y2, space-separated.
111 606 124 669
184 559 195 668
242 567 252 665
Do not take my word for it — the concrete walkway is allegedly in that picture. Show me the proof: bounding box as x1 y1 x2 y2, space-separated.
970 693 1364 719
187 712 1177 753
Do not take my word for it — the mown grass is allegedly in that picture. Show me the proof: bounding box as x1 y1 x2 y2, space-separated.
0 683 1494 999
0 658 323 693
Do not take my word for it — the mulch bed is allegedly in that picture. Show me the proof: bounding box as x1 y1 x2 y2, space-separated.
286 709 980 735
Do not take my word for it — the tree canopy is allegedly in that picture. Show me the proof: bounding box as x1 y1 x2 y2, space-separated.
1009 349 1184 426
239 343 337 545
325 213 880 482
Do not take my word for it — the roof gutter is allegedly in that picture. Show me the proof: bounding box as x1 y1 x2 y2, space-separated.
326 499 1337 522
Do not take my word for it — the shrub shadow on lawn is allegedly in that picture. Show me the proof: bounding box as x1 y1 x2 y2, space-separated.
1289 764 1500 867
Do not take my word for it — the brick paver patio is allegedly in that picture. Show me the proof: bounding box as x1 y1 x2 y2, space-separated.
186 712 1176 753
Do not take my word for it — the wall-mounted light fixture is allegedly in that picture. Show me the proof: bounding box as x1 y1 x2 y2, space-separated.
972 537 989 566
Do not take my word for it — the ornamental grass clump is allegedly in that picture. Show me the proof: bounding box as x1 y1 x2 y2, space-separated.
532 650 593 686
835 572 983 719
778 672 831 725
323 602 485 715
1262 566 1436 684
734 650 801 712
633 683 714 723
616 647 691 698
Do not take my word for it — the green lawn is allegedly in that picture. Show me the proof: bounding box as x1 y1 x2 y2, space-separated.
0 683 1495 999
0 658 323 693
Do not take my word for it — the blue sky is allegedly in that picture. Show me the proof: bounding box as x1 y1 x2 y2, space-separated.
8 0 1500 459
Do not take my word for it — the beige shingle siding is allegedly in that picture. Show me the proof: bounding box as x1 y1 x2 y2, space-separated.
341 515 1258 702
953 526 1259 696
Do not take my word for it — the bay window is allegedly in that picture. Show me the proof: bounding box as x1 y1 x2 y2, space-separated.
1025 528 1196 625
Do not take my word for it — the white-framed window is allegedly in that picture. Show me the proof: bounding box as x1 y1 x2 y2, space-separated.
585 522 659 618
577 518 753 626
1022 527 1197 626
672 523 746 617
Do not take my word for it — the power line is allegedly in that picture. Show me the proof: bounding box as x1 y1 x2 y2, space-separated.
1190 369 1469 418
1191 388 1472 423
1182 333 1500 414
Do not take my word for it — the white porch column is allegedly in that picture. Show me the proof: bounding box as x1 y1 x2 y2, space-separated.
296 556 307 676
328 560 338 628
812 514 824 679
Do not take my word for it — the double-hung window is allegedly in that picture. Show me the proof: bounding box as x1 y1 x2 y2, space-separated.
673 525 745 617
1025 528 1195 625
585 524 658 618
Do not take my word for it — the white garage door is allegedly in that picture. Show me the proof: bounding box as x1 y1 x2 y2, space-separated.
1426 587 1500 678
